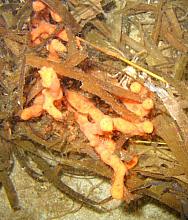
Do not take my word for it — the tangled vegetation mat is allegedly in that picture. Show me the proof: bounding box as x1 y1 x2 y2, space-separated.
0 0 188 218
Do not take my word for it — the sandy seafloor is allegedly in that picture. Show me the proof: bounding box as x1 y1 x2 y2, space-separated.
0 159 180 220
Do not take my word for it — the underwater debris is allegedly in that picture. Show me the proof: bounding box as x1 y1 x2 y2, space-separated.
19 0 155 202
0 0 188 216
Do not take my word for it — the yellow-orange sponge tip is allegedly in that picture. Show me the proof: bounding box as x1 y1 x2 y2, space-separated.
142 121 153 134
100 117 113 132
130 82 142 93
21 105 43 120
38 67 56 88
142 98 154 110
32 1 46 12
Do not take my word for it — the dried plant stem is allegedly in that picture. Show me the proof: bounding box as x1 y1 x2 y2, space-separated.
151 0 165 44
78 37 168 84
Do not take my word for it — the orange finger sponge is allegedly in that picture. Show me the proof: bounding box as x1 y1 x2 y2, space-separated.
31 21 56 42
50 10 62 22
75 113 102 146
122 81 154 117
95 140 124 198
66 89 154 201
113 117 153 135
122 100 152 117
39 67 63 120
99 116 113 132
32 1 46 12
21 67 63 121
21 93 44 120
57 30 82 49
38 66 61 93
66 90 104 122
32 0 62 22
42 89 63 120
21 104 43 120
47 39 67 62
75 112 132 201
